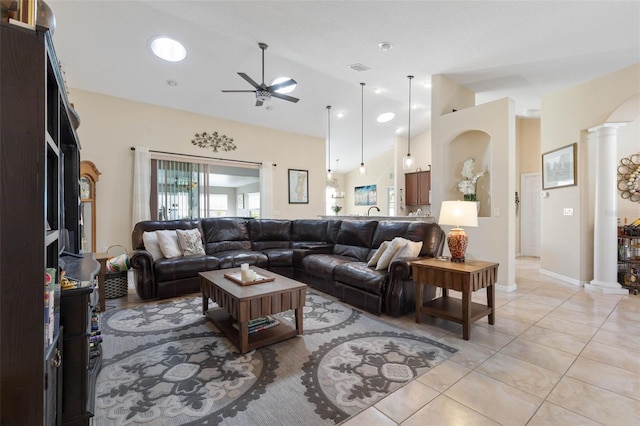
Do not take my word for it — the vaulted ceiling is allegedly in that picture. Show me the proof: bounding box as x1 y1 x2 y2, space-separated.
48 0 640 172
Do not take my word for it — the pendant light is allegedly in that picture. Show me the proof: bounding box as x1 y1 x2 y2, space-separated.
326 105 332 180
359 82 366 175
403 75 414 170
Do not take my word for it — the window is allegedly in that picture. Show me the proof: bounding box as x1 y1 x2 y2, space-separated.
247 192 260 218
388 187 395 216
208 194 228 217
152 159 259 220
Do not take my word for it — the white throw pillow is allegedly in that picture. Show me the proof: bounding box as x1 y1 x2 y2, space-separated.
375 237 407 270
367 240 390 267
388 240 423 270
142 231 164 261
156 230 182 259
176 229 205 256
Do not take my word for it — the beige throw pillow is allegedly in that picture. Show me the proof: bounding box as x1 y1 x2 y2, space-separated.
367 240 390 267
142 231 164 261
388 240 423 270
176 229 205 256
375 237 406 270
156 230 182 259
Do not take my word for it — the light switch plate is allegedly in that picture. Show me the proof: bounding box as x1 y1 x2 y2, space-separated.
563 208 574 216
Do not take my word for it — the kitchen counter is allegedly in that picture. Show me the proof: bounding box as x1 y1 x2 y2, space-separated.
319 215 435 222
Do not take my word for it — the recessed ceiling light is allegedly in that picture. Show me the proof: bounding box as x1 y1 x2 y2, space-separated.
395 127 404 134
424 81 432 89
149 36 186 62
270 77 297 94
377 112 395 123
374 88 382 94
378 42 392 51
336 112 344 118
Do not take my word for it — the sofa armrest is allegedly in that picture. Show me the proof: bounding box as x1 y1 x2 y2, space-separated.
385 255 432 316
130 249 156 300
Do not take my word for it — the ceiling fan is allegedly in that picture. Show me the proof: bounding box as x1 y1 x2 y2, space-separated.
221 42 299 107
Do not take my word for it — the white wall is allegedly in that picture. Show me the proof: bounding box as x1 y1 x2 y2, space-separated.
71 89 325 251
432 75 517 291
343 149 395 216
540 63 640 283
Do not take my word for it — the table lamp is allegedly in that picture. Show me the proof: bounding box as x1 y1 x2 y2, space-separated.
438 201 478 263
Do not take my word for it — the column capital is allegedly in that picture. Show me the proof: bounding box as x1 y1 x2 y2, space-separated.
588 122 628 133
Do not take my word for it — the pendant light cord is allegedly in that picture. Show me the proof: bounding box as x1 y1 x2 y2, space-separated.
326 105 331 172
360 82 365 165
407 75 413 155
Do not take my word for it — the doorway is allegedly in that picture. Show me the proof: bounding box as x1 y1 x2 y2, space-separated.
520 173 541 257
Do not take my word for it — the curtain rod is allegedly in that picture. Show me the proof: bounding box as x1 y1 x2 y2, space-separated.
129 147 270 166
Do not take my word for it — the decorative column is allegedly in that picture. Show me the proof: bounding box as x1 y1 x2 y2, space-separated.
585 123 628 294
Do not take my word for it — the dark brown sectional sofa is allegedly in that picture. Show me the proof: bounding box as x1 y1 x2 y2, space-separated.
130 217 445 317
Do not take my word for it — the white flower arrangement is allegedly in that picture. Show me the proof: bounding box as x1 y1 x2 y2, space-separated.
458 159 487 201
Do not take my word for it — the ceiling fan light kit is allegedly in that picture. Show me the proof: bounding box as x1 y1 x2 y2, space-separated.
222 42 299 107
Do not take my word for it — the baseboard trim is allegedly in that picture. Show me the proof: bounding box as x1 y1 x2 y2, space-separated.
539 268 582 287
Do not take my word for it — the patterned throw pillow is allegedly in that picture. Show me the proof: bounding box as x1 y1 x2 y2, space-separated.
176 229 205 256
156 230 182 259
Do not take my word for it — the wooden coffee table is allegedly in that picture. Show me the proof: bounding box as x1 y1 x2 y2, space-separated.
199 267 307 353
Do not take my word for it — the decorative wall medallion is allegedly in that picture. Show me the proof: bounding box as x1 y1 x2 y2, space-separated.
191 131 237 152
618 153 640 203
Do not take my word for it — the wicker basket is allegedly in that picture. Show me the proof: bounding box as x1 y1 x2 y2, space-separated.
105 271 128 299
105 245 129 299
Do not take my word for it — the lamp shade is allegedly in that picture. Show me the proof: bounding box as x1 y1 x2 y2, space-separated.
438 201 478 228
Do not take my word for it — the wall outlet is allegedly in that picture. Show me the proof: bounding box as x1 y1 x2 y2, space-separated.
563 208 574 216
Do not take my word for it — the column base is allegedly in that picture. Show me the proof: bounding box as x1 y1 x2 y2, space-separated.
584 280 629 295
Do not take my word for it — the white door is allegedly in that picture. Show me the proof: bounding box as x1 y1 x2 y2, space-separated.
521 173 541 257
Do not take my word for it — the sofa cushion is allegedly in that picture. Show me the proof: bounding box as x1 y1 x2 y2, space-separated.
154 255 220 281
291 219 340 248
375 237 407 270
371 221 440 257
261 248 293 267
302 254 355 278
334 262 388 295
132 220 201 250
333 220 378 262
212 250 269 269
201 217 252 254
249 219 291 250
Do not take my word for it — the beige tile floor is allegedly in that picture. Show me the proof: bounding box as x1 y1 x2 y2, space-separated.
110 257 640 426
342 257 640 426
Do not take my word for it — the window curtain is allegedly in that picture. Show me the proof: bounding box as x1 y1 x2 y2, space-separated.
132 146 151 225
260 162 274 218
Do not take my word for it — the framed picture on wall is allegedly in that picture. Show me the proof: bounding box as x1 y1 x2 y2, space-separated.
542 143 577 189
354 184 377 206
288 169 309 204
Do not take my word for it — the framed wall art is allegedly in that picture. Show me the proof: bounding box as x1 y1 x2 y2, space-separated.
542 143 577 190
354 184 377 206
288 169 309 204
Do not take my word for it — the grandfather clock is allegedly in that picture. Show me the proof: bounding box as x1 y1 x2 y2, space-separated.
80 161 101 253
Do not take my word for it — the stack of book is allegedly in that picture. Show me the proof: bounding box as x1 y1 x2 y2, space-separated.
233 316 280 334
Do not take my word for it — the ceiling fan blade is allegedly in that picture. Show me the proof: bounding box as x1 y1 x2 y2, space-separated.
238 72 261 89
271 92 299 103
267 78 297 92
255 99 263 107
221 90 257 93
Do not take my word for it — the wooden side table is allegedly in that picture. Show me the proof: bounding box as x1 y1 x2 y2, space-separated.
94 252 109 313
410 258 499 340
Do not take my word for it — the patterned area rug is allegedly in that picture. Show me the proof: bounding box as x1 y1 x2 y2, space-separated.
94 292 457 425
